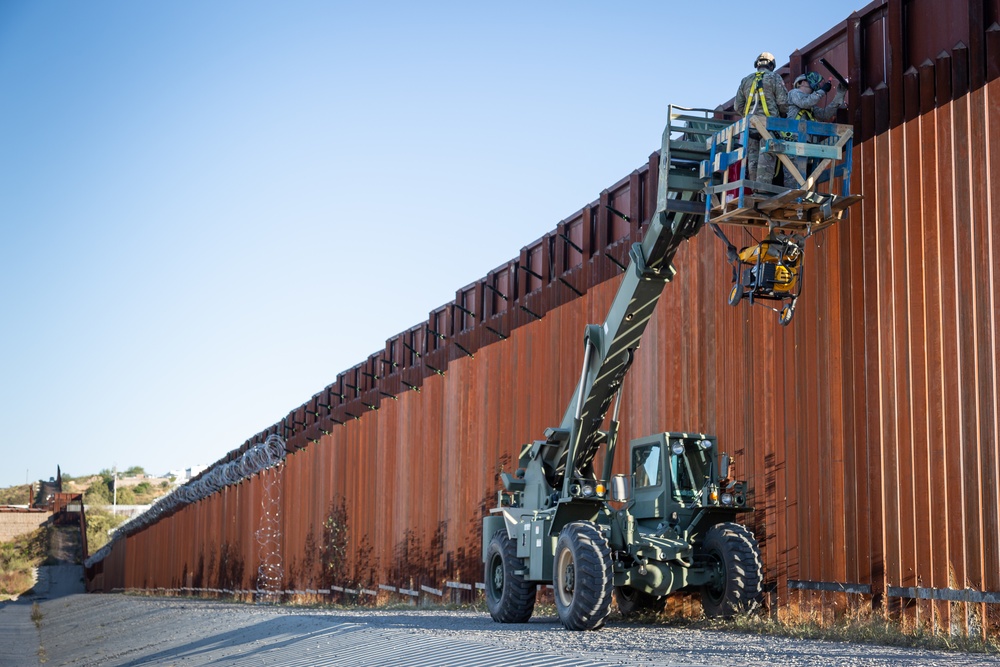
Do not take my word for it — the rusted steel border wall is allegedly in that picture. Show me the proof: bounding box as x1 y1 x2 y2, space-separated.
89 0 1000 634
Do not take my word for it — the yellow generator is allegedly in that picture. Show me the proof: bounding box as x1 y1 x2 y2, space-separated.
727 233 803 325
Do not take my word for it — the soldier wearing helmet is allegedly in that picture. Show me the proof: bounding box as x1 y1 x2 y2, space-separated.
784 71 847 187
787 71 845 123
734 52 789 187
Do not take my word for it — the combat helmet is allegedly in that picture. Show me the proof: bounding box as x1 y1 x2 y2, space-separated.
754 52 776 70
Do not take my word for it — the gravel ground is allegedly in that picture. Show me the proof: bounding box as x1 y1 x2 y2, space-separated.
16 594 999 667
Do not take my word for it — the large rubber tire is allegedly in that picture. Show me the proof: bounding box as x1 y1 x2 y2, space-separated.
699 522 764 618
614 585 665 617
553 522 614 631
484 530 536 623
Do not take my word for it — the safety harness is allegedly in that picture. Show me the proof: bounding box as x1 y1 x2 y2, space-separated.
743 72 773 116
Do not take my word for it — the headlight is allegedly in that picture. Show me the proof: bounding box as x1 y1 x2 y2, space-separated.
698 439 713 450
721 493 734 505
582 484 594 497
671 440 685 455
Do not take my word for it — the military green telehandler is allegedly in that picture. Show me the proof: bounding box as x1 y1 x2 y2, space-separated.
483 104 859 630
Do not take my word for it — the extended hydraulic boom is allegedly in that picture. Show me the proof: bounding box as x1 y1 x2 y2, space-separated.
521 107 721 508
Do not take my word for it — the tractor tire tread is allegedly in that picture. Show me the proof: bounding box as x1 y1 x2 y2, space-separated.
555 522 613 631
700 522 763 618
485 529 536 623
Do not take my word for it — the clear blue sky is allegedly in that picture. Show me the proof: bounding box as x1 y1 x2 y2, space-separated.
0 1 866 489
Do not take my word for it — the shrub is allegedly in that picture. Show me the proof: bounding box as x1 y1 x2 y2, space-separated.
114 486 136 505
0 527 49 600
85 507 127 553
84 481 112 505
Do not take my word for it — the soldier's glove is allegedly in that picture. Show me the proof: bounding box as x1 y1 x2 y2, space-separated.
820 81 832 93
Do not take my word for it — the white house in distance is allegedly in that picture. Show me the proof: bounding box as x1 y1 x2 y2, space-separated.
167 465 208 485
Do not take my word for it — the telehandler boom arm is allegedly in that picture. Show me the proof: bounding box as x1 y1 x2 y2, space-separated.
530 107 733 495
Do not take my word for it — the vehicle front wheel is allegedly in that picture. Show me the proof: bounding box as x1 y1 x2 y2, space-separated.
485 530 536 623
699 522 763 618
554 522 613 630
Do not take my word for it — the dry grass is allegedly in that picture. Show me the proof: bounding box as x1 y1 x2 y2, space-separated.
0 569 36 600
371 591 998 654
626 603 1000 656
0 526 49 600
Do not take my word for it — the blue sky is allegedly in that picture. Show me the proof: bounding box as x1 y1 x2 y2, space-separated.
0 1 866 489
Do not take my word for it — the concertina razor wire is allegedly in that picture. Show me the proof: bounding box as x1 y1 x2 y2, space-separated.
254 462 283 602
84 434 287 569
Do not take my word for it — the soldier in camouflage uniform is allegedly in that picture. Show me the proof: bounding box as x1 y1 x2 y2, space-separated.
734 52 788 187
784 72 847 188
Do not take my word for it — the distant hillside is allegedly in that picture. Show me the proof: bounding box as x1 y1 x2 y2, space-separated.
0 485 33 506
1 467 175 508
65 475 174 506
1 469 179 556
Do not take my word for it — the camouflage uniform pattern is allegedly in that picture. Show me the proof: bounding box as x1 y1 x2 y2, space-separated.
786 83 846 122
734 68 788 185
784 83 847 187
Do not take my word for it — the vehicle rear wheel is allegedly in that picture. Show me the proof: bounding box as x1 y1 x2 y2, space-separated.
554 522 613 630
779 304 794 325
485 530 536 623
614 585 664 616
699 522 763 618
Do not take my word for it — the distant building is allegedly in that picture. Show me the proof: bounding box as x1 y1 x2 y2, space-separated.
167 465 208 485
98 504 152 519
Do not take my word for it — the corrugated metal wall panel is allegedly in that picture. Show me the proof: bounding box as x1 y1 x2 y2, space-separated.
87 0 1000 636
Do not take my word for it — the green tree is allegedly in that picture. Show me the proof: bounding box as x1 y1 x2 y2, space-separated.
84 481 112 505
85 507 127 553
115 486 136 505
123 466 145 477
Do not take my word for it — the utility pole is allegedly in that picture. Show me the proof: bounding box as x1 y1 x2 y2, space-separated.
113 464 117 513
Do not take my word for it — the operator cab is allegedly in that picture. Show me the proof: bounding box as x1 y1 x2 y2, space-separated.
627 432 748 522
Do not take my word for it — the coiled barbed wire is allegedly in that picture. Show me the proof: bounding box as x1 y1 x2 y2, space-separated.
254 463 283 603
85 434 287 568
